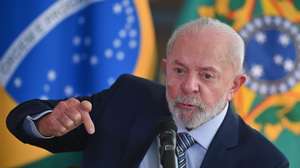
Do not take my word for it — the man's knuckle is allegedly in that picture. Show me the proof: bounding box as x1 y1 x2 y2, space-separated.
67 97 80 106
73 112 82 121
65 120 74 128
59 126 67 133
58 101 67 107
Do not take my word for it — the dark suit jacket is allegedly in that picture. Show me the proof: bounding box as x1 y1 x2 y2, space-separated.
7 74 289 168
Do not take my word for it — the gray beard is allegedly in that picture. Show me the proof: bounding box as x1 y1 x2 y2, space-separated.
166 93 227 129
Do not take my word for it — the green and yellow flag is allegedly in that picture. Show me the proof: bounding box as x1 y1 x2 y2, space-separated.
0 0 155 167
178 0 300 167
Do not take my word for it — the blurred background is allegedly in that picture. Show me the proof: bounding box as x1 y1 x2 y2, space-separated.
150 0 183 80
1 0 300 167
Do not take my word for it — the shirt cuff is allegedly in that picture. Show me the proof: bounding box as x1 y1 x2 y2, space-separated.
23 110 54 139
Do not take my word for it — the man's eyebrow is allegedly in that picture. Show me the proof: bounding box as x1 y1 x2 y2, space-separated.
198 67 218 73
172 60 221 73
173 60 187 68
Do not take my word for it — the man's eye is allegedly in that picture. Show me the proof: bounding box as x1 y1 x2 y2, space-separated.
174 68 184 74
203 73 214 80
205 73 212 79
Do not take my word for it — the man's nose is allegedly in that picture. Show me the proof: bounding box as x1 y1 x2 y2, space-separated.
181 75 200 94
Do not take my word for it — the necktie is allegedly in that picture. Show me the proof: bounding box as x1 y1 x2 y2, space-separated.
176 133 196 168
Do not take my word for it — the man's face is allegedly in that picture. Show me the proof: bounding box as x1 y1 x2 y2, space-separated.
163 28 245 129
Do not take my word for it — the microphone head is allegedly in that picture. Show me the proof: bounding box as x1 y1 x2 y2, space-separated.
158 117 178 168
158 117 177 132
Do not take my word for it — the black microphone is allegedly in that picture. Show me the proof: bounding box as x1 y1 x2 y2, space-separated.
158 117 178 168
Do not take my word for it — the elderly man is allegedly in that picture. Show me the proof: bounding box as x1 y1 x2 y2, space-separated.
7 17 289 168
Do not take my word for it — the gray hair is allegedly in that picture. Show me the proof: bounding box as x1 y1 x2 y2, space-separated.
166 17 245 73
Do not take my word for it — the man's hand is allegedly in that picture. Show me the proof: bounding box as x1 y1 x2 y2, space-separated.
37 98 95 137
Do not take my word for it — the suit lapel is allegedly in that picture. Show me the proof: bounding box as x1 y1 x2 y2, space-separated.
200 105 240 168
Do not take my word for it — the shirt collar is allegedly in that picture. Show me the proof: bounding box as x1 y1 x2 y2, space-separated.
176 102 228 149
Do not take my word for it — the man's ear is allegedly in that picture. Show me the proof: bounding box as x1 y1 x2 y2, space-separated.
227 74 247 100
161 58 167 75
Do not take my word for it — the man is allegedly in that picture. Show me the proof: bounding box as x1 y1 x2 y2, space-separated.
7 17 289 168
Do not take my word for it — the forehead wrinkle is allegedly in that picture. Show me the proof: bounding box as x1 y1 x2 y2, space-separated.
197 29 236 72
169 29 236 74
197 67 219 74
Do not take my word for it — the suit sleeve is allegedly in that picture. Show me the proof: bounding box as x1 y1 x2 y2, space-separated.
6 76 121 153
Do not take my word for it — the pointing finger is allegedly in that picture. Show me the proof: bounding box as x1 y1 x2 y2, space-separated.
80 101 94 134
81 110 95 134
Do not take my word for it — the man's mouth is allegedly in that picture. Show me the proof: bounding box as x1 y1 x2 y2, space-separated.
175 102 197 110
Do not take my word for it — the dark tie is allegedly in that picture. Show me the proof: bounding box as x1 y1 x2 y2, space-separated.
176 133 196 168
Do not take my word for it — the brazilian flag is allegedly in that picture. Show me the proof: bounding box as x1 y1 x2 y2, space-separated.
178 1 300 168
0 0 155 167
